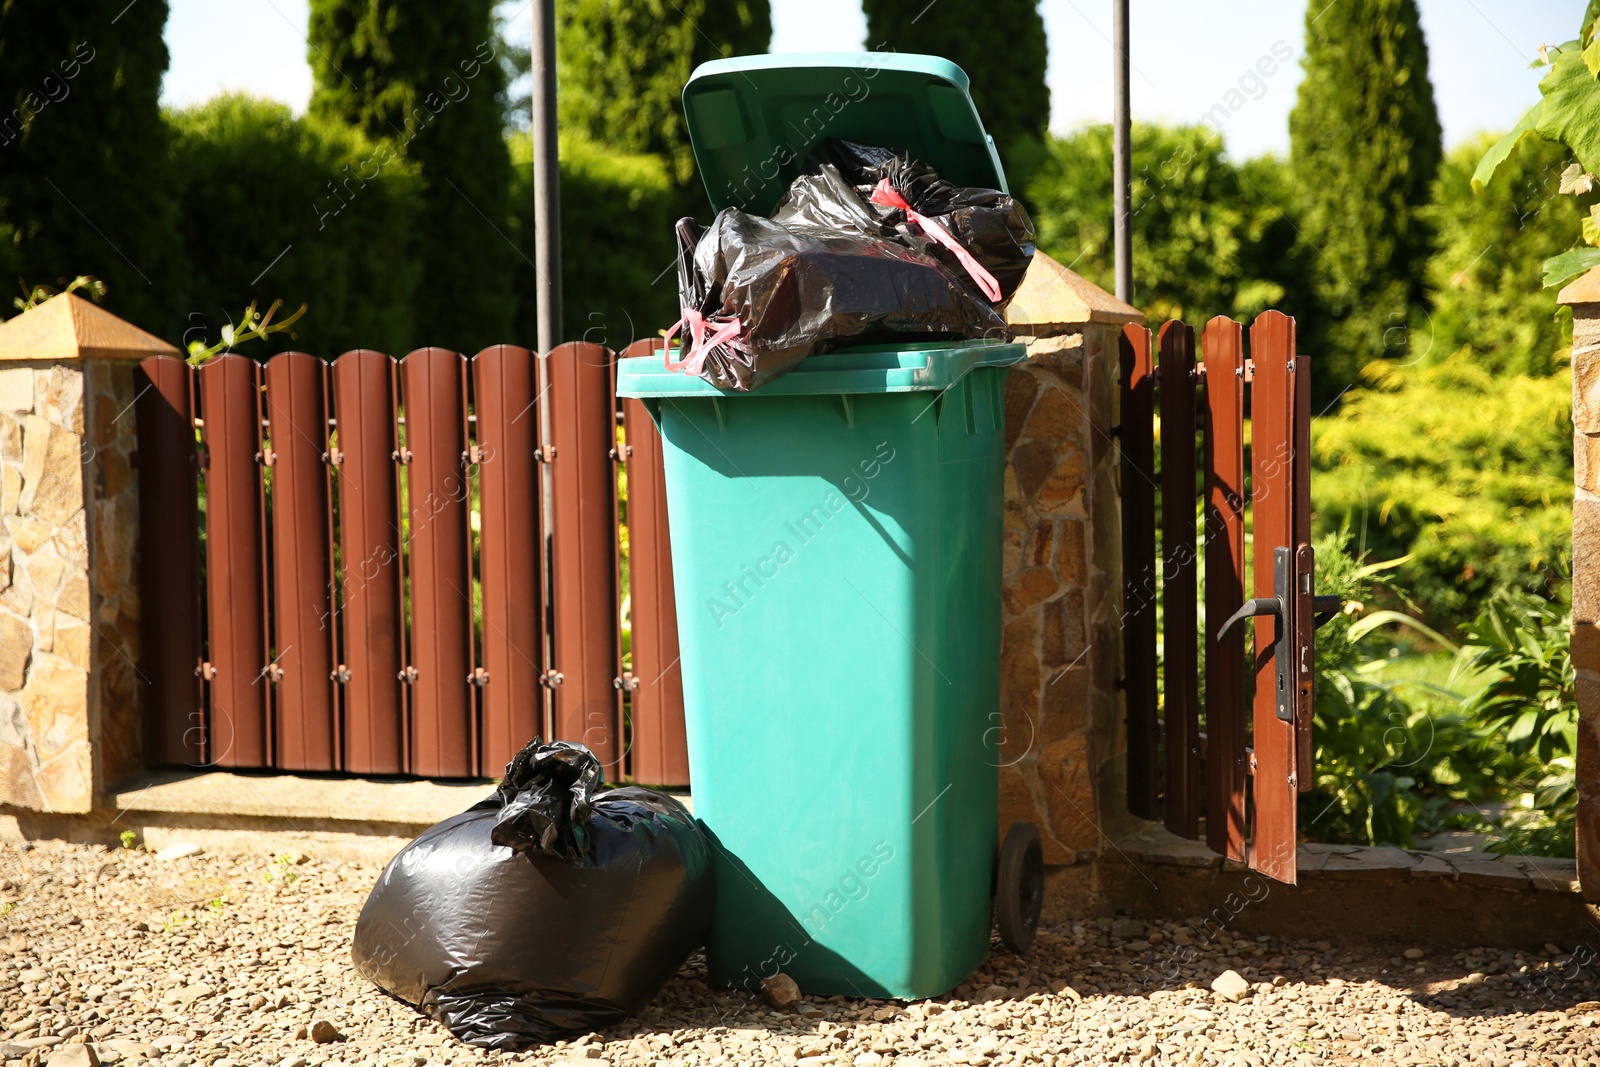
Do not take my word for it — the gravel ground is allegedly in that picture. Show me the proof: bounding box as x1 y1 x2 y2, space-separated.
3 839 1600 1067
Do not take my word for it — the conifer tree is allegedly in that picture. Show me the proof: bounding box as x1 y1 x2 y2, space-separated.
309 0 512 351
1288 0 1441 397
0 1 182 331
862 0 1049 171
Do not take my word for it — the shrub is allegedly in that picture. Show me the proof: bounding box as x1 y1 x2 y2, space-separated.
167 93 422 357
1023 125 1300 327
508 133 680 351
1312 360 1571 625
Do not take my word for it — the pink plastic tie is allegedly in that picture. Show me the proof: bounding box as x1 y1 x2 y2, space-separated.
663 309 743 377
869 178 1002 302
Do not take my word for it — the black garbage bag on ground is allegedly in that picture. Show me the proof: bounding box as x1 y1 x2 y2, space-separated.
669 208 1008 391
350 739 714 1049
801 138 1036 303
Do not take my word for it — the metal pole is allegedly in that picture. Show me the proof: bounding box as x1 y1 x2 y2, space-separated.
1112 0 1132 305
532 0 561 742
532 0 562 352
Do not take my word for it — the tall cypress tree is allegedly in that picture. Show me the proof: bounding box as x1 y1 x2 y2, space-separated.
308 0 512 352
863 0 1049 172
0 2 182 332
556 0 772 186
1289 0 1441 398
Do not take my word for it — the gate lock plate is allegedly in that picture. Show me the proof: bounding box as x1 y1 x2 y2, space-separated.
1216 546 1340 723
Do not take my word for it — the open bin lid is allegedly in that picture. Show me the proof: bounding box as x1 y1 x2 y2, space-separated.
682 52 1008 216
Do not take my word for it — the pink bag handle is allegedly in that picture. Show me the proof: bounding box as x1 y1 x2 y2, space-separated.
870 178 1002 302
663 308 743 377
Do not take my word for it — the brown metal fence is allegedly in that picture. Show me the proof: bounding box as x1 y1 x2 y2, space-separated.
135 342 688 783
1121 311 1314 884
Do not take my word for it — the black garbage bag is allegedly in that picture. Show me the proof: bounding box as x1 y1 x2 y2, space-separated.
801 138 1036 303
669 208 1008 391
350 739 714 1049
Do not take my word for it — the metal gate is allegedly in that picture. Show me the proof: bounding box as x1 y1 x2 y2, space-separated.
134 341 688 784
1121 311 1318 883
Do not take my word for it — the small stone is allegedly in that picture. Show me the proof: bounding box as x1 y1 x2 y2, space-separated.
0 1044 29 1059
44 1047 98 1067
1211 969 1250 1002
1463 973 1487 987
248 994 267 1010
854 1055 884 1067
154 843 203 862
1544 942 1564 956
279 1058 309 1067
1145 929 1164 945
1402 948 1425 960
308 1021 341 1044
1052 980 1081 1000
760 972 801 1011
1110 918 1147 940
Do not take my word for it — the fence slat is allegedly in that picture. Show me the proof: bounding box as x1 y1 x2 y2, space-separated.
1293 352 1315 789
1120 324 1159 821
399 348 476 777
1202 317 1248 860
546 341 622 773
263 353 338 770
330 350 407 775
196 355 270 767
1248 311 1299 884
619 339 688 786
1158 321 1200 839
136 357 205 765
473 345 544 772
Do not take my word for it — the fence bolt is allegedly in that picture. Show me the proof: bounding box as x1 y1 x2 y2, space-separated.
195 661 217 681
397 666 419 683
536 445 556 463
264 664 284 684
330 665 352 683
608 445 633 461
462 446 486 466
392 448 413 464
613 672 641 691
323 448 344 466
540 669 565 688
256 448 276 467
468 667 489 686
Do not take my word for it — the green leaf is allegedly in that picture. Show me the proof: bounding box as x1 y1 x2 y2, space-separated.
1585 33 1600 79
1534 45 1600 175
1541 246 1600 288
1346 609 1459 650
1473 102 1545 193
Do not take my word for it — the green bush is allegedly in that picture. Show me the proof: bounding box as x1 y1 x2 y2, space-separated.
1420 135 1590 377
1312 360 1571 624
167 93 422 357
1301 532 1500 847
1457 591 1577 857
1024 125 1301 327
509 133 680 351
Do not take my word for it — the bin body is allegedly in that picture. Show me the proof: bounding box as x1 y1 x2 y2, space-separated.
618 342 1023 999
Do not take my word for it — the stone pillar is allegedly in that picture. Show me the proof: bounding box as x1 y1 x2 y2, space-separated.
0 293 175 813
1000 253 1143 864
1560 270 1600 900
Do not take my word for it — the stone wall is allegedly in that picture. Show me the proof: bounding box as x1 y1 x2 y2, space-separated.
999 254 1143 865
0 362 142 812
0 293 169 815
1561 276 1600 901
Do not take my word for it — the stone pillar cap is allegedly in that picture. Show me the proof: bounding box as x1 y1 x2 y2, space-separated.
0 292 179 361
1005 251 1146 330
1558 265 1600 306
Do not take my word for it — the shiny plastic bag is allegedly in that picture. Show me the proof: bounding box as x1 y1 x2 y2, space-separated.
803 138 1036 303
671 208 1008 391
351 740 714 1049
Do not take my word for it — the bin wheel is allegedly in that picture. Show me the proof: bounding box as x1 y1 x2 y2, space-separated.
995 822 1043 954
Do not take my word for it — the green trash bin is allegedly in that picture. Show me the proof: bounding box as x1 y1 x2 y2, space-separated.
615 53 1042 1001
